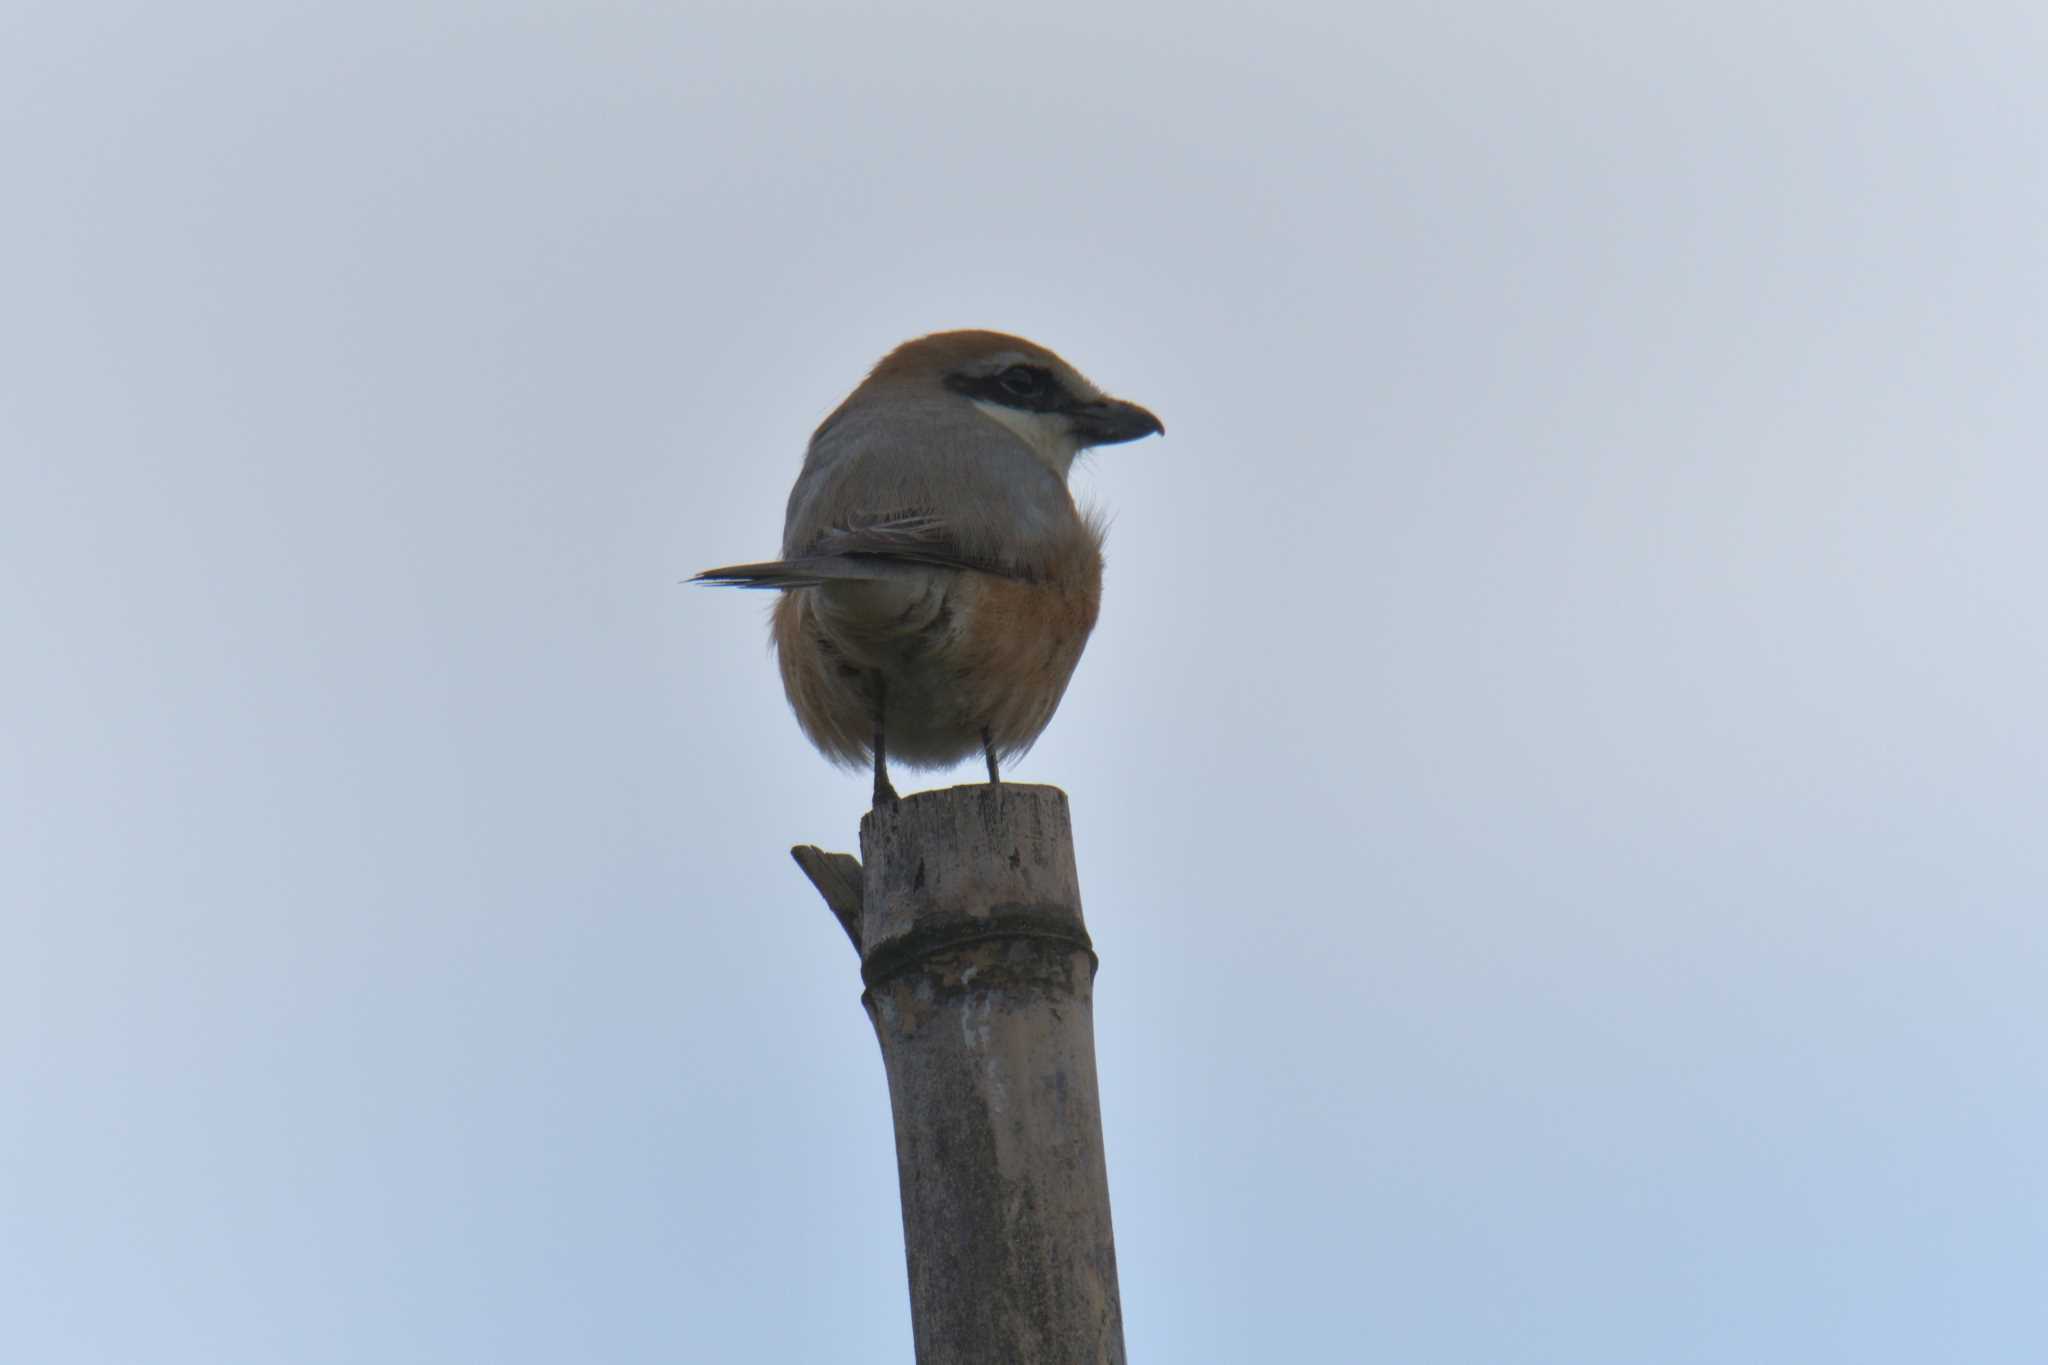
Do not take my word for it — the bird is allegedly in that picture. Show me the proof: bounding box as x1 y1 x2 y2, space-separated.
694 330 1163 806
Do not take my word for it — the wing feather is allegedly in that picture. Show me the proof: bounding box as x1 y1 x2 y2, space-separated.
694 512 1021 588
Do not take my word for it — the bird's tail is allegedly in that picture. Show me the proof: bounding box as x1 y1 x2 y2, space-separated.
691 556 931 590
691 559 821 589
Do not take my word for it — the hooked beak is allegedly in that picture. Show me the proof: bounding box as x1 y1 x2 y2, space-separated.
1068 397 1165 447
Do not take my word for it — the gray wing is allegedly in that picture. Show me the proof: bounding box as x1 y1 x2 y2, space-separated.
693 513 1019 589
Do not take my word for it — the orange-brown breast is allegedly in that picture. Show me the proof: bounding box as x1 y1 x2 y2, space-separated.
769 511 1106 769
951 545 1103 756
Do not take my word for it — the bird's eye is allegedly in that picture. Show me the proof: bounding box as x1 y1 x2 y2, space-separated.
999 366 1043 397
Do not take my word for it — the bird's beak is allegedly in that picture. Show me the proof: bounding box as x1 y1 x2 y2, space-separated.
1068 397 1165 447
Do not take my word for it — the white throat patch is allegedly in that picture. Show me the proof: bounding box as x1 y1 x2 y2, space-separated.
971 399 1080 478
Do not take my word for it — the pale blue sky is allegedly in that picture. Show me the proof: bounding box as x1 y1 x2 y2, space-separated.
5 2 2044 1360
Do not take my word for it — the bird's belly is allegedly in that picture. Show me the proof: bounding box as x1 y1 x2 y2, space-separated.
775 567 1100 771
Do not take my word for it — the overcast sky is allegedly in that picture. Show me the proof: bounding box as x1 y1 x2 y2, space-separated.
5 2 2044 1360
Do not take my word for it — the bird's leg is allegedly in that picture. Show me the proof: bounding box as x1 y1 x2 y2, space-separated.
981 726 1001 786
872 732 898 806
869 673 898 806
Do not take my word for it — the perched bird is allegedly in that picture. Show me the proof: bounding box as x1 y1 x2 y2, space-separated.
695 330 1163 805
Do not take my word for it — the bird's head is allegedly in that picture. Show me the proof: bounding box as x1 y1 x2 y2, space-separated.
853 330 1164 477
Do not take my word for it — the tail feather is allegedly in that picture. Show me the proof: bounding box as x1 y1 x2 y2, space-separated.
691 556 929 590
694 514 1029 590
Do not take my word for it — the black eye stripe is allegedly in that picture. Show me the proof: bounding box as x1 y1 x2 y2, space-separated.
944 364 1069 413
999 365 1042 395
